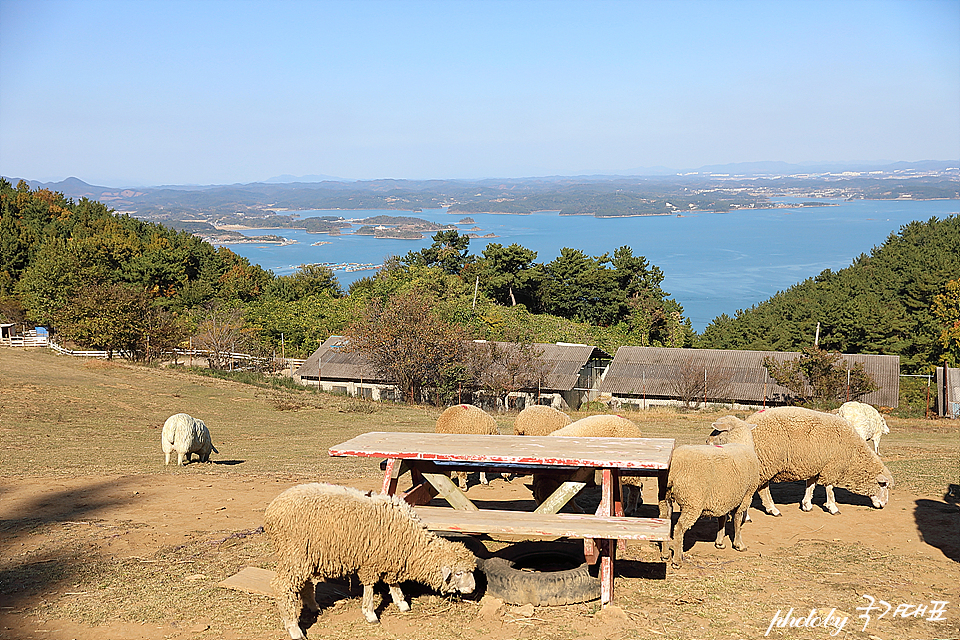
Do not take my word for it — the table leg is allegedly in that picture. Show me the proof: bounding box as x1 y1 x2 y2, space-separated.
596 468 622 517
600 538 616 606
381 458 401 495
596 468 620 606
400 466 439 506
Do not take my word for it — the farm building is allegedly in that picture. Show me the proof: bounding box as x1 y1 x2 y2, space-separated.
597 346 900 409
294 336 393 401
471 340 612 410
936 365 959 418
294 338 612 409
296 338 901 410
0 325 49 348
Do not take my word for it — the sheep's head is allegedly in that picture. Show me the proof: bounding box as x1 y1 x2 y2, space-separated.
440 564 476 594
870 465 895 509
436 540 477 594
706 415 755 445
841 460 895 508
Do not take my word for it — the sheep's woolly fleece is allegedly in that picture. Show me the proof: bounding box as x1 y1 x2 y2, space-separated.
513 404 572 436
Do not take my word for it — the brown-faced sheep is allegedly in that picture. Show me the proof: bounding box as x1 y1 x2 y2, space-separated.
708 407 894 516
512 404 572 436
161 413 217 466
264 483 476 639
435 404 501 489
838 401 890 454
532 414 645 515
659 415 760 567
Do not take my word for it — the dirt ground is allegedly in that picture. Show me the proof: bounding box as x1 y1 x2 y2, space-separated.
1 349 958 640
2 472 958 640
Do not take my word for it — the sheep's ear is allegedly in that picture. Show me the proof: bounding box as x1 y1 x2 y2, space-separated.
710 417 734 432
441 567 452 584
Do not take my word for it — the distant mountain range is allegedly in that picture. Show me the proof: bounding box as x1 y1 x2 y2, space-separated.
6 160 956 194
689 159 958 175
3 159 957 222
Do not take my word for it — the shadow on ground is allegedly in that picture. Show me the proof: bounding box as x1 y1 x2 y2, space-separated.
0 477 141 609
914 485 960 563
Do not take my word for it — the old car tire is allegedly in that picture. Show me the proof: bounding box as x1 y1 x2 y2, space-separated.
481 541 600 606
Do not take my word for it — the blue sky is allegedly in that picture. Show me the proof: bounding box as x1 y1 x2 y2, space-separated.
1 0 958 186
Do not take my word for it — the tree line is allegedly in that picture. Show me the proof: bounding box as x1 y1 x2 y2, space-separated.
2 179 957 383
699 215 960 372
0 179 691 366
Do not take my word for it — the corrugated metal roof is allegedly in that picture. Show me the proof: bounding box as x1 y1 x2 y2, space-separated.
597 346 899 407
471 341 612 391
295 338 612 391
294 336 387 382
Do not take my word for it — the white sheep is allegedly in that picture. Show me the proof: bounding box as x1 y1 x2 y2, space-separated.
708 407 895 516
435 404 501 489
161 413 217 466
838 401 890 455
264 483 476 639
513 404 572 436
659 415 761 567
532 414 645 515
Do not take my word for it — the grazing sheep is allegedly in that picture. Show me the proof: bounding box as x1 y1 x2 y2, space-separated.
532 414 645 515
659 415 760 567
708 407 894 516
435 404 501 489
548 414 642 439
838 401 890 455
513 404 572 436
161 413 217 466
265 483 476 639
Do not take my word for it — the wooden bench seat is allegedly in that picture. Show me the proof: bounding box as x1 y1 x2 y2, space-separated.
414 505 671 541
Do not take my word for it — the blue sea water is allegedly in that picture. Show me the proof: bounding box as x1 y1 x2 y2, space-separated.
219 199 959 333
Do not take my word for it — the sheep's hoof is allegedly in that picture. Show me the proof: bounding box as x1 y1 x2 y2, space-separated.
800 503 813 512
396 601 411 613
733 543 747 552
714 542 726 549
827 507 840 515
362 611 380 624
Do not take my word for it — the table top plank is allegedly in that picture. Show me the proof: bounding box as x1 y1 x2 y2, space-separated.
414 506 671 541
330 432 674 470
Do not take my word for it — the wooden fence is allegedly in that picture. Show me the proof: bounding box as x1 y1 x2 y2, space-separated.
4 338 306 373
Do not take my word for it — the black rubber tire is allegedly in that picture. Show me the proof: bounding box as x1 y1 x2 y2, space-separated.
481 541 600 606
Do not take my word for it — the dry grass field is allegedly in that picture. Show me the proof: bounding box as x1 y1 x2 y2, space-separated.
1 347 958 640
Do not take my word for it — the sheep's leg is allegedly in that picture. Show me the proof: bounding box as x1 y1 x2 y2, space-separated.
730 493 752 551
714 515 727 549
758 483 781 516
669 509 699 568
479 472 490 485
164 451 172 465
824 485 840 515
387 584 410 612
360 584 380 623
658 492 674 561
177 451 187 466
801 479 817 511
270 573 307 640
300 580 319 613
455 472 468 491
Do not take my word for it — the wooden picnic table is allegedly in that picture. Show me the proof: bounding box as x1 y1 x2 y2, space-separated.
329 431 675 606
